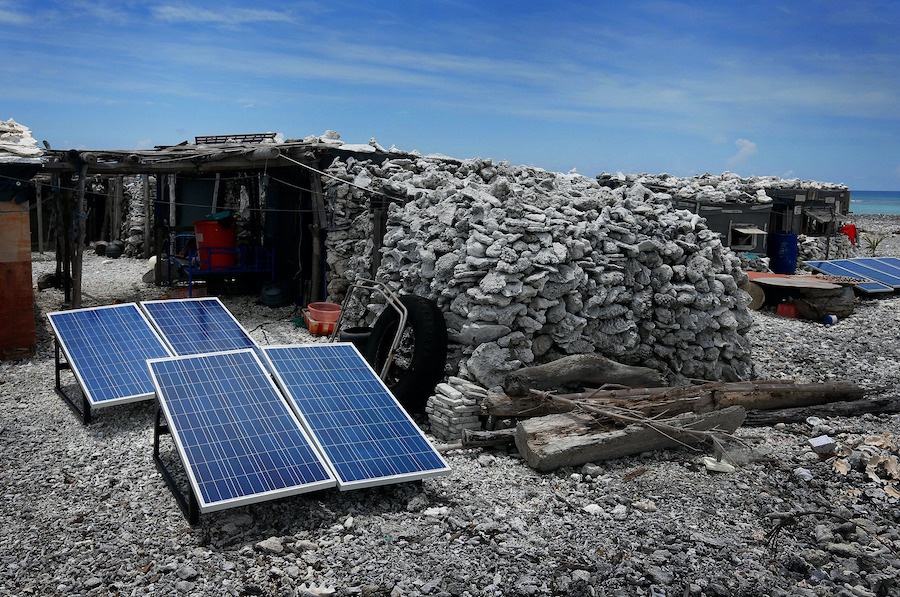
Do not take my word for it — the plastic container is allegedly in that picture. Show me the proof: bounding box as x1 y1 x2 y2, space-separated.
302 309 335 336
822 314 838 325
193 219 236 270
775 303 798 318
769 232 798 275
307 302 341 322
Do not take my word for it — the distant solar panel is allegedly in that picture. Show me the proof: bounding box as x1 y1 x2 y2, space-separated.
148 349 335 516
805 257 900 294
141 297 258 356
262 344 451 490
48 303 172 415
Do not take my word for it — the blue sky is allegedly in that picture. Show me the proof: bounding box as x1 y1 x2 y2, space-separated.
2 1 899 189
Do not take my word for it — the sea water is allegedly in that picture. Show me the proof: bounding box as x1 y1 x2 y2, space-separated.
849 190 900 215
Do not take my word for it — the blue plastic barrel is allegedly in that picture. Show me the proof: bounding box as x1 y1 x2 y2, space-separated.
769 233 798 274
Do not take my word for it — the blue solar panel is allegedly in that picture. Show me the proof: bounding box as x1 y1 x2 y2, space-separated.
48 303 173 406
140 297 258 356
805 258 899 294
262 344 451 489
148 349 335 513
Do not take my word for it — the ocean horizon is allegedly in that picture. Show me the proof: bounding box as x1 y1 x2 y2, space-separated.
849 190 900 215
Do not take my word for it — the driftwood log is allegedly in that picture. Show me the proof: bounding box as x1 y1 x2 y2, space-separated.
483 380 867 419
743 396 900 426
515 405 747 472
502 354 664 397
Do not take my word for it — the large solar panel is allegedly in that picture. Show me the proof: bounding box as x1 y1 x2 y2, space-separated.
262 343 451 490
140 297 258 356
48 303 173 407
148 349 336 513
805 257 900 294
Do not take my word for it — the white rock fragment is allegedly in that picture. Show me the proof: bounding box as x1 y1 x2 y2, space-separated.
702 457 736 473
809 435 837 455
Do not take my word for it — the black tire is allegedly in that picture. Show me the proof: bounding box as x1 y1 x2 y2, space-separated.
366 295 448 414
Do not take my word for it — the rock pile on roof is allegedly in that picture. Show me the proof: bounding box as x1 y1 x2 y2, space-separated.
598 170 848 204
323 154 755 388
0 118 42 163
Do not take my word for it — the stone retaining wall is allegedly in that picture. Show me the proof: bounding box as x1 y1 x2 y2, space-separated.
323 155 755 389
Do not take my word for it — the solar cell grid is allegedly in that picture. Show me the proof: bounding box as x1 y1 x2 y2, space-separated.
140 297 258 356
262 344 450 489
804 258 898 293
149 349 335 513
48 303 172 406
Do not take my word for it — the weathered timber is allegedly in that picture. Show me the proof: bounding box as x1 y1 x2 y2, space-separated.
743 397 900 426
713 380 866 410
502 354 665 397
483 380 866 419
435 428 517 452
484 384 707 417
515 405 747 472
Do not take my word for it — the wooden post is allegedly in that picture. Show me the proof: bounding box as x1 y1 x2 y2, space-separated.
36 183 44 254
114 175 123 241
72 164 88 309
143 175 151 259
211 173 220 213
100 176 111 242
168 174 176 268
371 200 386 279
310 173 327 302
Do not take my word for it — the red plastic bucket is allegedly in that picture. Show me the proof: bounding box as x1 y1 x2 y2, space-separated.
193 220 236 270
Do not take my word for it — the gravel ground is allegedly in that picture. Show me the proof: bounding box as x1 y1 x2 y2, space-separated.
2 215 900 597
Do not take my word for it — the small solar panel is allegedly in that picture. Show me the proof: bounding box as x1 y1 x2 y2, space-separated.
262 344 451 490
141 297 258 356
805 258 900 294
48 303 173 406
148 349 335 513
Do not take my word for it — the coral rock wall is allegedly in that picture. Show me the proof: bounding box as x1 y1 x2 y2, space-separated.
324 155 755 389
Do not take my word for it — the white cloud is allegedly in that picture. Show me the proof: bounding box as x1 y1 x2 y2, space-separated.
0 7 29 25
728 138 757 164
152 5 293 26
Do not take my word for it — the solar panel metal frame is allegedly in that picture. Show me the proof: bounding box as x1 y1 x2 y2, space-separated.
47 303 174 423
261 343 451 491
804 258 899 294
148 348 336 521
140 297 259 356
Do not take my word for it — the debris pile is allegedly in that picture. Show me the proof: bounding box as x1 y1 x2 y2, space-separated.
424 377 488 441
597 170 850 202
323 156 755 389
0 118 42 163
831 433 900 499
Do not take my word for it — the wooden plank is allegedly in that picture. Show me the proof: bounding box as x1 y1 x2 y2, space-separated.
514 406 747 472
484 380 866 419
753 276 840 290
